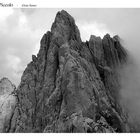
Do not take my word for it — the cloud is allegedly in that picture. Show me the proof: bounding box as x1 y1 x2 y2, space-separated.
77 21 114 41
6 54 22 78
0 9 43 85
0 8 14 21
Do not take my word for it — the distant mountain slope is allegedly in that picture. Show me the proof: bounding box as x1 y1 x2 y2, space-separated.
0 77 16 132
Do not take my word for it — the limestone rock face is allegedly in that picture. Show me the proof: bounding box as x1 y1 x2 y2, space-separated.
0 78 16 132
8 10 130 133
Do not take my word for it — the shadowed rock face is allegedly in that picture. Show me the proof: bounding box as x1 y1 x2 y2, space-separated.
0 78 16 132
7 10 130 133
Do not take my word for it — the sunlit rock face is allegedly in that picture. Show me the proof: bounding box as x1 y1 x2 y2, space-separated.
0 78 16 132
8 10 130 133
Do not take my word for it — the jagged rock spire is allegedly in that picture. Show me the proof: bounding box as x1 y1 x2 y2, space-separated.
51 10 81 44
7 10 130 133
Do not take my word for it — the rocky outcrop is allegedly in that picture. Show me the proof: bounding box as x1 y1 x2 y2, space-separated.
7 10 130 133
0 78 16 132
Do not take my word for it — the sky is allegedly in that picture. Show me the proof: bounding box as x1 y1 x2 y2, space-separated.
0 8 140 86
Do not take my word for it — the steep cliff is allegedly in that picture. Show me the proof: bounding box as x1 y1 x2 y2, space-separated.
8 10 130 133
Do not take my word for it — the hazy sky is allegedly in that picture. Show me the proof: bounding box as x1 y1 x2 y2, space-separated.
0 8 140 85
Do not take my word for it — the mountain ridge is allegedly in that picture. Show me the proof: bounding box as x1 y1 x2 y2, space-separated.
0 10 131 132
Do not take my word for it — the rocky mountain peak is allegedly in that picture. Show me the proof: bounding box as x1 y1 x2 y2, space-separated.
51 10 81 44
5 10 132 133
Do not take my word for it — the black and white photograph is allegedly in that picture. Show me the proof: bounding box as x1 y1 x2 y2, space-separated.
0 0 140 136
